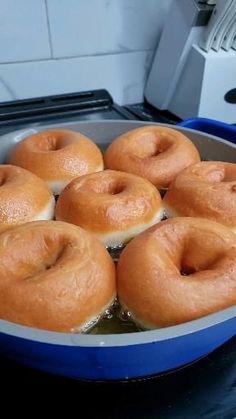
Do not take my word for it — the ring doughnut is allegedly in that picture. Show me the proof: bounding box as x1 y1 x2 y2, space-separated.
8 129 104 194
164 161 236 232
117 217 236 328
0 164 54 233
55 169 164 247
104 126 200 189
0 220 116 332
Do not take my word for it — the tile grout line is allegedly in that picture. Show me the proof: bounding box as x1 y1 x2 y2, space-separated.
44 0 54 58
0 49 154 66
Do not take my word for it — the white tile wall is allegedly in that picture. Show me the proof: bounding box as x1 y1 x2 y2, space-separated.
0 0 51 63
46 0 171 58
0 0 172 104
0 50 153 104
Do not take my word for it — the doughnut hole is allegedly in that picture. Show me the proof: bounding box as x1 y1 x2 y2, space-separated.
35 131 76 151
130 132 173 159
74 175 126 195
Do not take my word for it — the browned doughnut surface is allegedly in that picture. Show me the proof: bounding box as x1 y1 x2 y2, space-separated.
8 129 104 194
117 217 236 329
104 126 200 188
55 170 164 247
0 165 54 233
164 161 236 232
0 221 116 332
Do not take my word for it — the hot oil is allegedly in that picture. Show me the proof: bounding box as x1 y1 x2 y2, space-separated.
87 299 141 335
87 244 141 335
108 243 124 262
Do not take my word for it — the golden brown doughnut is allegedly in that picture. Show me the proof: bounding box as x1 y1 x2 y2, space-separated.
104 125 200 189
164 161 236 232
117 217 236 328
0 164 54 233
8 129 104 194
55 169 164 247
0 220 116 332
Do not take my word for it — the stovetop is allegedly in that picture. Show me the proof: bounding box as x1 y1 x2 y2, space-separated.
0 89 180 135
0 89 235 417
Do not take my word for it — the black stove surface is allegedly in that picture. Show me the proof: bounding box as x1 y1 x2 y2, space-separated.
0 90 235 417
1 337 236 418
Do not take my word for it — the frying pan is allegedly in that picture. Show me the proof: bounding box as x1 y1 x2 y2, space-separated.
0 120 235 381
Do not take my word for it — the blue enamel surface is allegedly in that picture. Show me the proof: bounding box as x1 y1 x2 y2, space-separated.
0 316 235 381
178 117 236 144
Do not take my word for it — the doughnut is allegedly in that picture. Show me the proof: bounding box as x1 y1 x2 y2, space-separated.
0 220 116 332
104 125 200 189
0 164 54 233
117 217 236 328
8 129 104 194
164 161 236 232
55 169 164 247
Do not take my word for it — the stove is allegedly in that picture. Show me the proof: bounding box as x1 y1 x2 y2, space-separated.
0 90 235 418
0 89 180 134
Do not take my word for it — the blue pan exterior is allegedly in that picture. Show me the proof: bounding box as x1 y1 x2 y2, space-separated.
0 315 235 381
178 117 236 145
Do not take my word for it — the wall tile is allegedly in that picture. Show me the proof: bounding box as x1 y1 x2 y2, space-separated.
0 0 51 62
47 0 172 58
0 50 153 104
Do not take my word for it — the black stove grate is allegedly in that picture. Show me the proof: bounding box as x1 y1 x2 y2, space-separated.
0 89 180 136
